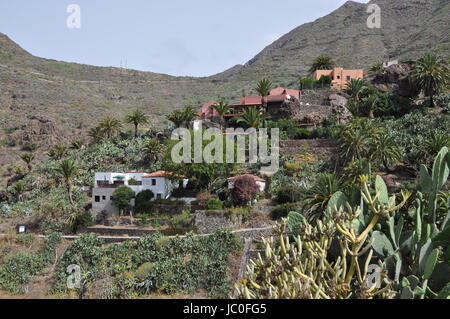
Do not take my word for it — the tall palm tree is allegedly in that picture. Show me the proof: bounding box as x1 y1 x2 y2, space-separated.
309 54 335 73
255 78 273 112
88 126 105 143
368 62 387 78
20 153 35 172
411 53 450 107
212 100 231 129
48 144 67 160
125 109 149 137
233 106 266 128
99 117 123 139
56 159 78 207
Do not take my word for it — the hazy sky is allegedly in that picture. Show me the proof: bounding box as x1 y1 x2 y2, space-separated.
0 0 369 77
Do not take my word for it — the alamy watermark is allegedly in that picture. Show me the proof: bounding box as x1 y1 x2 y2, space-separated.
67 4 81 29
170 121 280 175
366 4 381 29
66 264 81 289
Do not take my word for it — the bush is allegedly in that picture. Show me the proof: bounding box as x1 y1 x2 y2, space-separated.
270 203 298 220
206 198 223 210
275 186 302 204
135 190 154 214
196 192 215 208
230 176 261 206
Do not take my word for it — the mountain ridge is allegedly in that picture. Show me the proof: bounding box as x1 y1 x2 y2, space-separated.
0 0 449 174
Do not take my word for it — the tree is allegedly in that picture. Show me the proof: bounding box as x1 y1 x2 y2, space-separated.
233 106 266 128
143 139 165 163
135 190 154 215
255 78 273 111
212 100 231 129
370 134 402 171
48 144 67 160
111 186 135 217
411 53 450 107
181 105 199 124
230 176 261 206
88 126 105 143
309 54 335 73
167 106 199 128
99 117 122 139
362 93 381 118
368 62 387 78
56 159 78 206
346 79 369 103
20 153 35 172
125 109 149 137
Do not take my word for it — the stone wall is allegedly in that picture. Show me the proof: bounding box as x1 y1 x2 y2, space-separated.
194 210 242 234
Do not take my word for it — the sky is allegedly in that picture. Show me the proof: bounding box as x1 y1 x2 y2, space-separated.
0 0 369 77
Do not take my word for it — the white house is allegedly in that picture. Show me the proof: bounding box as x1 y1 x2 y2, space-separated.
227 174 266 193
92 171 188 219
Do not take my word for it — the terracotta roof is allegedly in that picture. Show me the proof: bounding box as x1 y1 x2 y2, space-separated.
142 171 182 178
239 96 262 105
227 174 265 182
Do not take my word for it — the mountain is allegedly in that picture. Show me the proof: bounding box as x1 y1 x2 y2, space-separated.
0 0 449 176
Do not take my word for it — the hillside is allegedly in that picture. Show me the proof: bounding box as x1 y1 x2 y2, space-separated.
0 0 449 176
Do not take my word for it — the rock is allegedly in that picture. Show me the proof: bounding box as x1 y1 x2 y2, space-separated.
369 61 420 98
329 94 353 124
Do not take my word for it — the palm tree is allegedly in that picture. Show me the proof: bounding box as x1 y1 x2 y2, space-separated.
370 134 402 171
362 93 381 118
125 109 149 137
346 79 369 103
421 134 450 163
99 117 122 139
368 62 386 77
48 144 67 160
143 139 165 163
212 100 231 129
181 105 199 124
411 53 450 107
166 110 186 128
167 106 199 128
233 106 266 128
88 126 105 142
56 159 78 206
20 153 35 172
309 54 335 73
255 78 273 111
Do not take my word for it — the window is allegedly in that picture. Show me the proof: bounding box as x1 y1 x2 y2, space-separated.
157 193 162 199
94 196 100 202
102 196 106 200
152 179 156 186
346 76 351 81
337 75 340 79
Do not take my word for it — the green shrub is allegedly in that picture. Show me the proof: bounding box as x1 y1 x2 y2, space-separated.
270 203 299 220
135 190 154 214
206 198 223 210
275 185 302 204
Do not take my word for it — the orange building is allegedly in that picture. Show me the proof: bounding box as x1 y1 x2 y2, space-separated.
313 67 364 89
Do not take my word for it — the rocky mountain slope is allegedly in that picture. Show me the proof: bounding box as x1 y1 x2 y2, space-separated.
0 0 449 178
